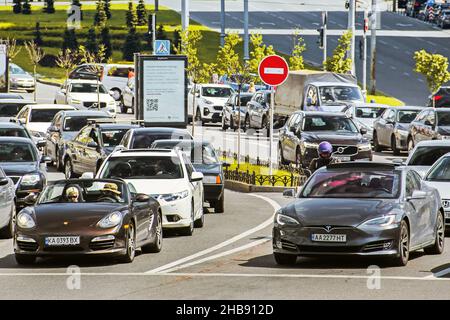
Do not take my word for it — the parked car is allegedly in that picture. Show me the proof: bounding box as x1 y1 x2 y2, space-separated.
244 90 272 136
118 127 193 150
436 9 450 28
0 99 35 122
278 111 372 167
68 63 133 101
188 84 233 124
404 140 450 177
406 0 427 17
0 166 16 239
275 162 444 266
54 79 117 117
95 148 205 236
222 92 253 130
0 93 23 100
0 137 51 210
151 139 227 213
45 110 112 171
424 152 450 230
0 121 45 150
63 122 138 178
121 76 135 114
373 106 423 155
14 104 76 144
427 86 450 108
13 178 162 265
407 108 450 149
9 63 35 93
343 103 389 141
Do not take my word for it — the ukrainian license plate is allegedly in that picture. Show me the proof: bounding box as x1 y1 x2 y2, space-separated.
336 156 351 161
311 234 347 243
45 236 80 246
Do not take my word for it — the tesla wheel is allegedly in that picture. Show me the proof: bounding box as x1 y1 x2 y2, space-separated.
424 212 445 255
373 131 382 152
391 135 401 156
213 195 225 213
194 209 205 228
142 213 163 253
119 222 136 263
392 220 410 267
274 252 297 265
0 203 15 239
180 203 195 236
15 254 36 265
64 159 74 179
407 137 414 152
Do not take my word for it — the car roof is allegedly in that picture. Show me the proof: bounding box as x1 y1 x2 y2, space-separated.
0 93 23 99
414 140 450 147
388 106 424 111
26 104 75 109
111 148 179 158
0 136 33 143
95 123 139 130
325 161 403 171
309 82 359 87
423 107 450 112
152 139 211 147
295 111 348 117
60 110 111 117
132 127 192 135
352 103 390 108
0 122 26 129
200 83 232 88
68 79 105 84
0 99 35 104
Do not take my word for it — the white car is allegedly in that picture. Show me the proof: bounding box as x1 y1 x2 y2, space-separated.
121 76 135 114
0 166 16 238
188 84 234 124
54 79 117 117
424 152 450 230
92 148 205 236
404 140 450 177
14 104 76 142
343 103 389 141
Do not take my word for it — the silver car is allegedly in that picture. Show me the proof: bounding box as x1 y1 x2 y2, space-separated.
9 63 35 93
343 103 389 142
0 166 16 238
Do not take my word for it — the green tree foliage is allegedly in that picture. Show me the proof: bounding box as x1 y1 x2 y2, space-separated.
414 49 450 95
56 48 77 81
22 0 31 14
94 0 107 28
136 0 147 26
324 31 352 73
85 27 98 54
122 26 140 61
174 29 202 82
248 33 275 78
13 0 22 14
43 0 55 13
104 0 111 19
289 32 306 71
33 22 44 46
126 1 138 29
156 24 167 40
62 28 78 52
100 27 112 61
215 33 241 78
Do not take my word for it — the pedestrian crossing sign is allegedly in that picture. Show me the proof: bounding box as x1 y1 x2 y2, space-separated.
154 40 171 56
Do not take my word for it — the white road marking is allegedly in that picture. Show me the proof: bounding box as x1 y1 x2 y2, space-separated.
418 78 424 83
403 72 410 77
260 22 276 26
426 40 437 46
390 66 397 70
423 267 450 279
145 194 281 274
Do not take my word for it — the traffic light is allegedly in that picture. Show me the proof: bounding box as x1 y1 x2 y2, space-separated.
317 27 324 49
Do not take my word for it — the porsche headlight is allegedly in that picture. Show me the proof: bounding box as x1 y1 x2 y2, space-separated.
157 190 189 202
21 173 41 186
98 211 123 228
17 212 36 229
276 211 299 226
359 215 397 230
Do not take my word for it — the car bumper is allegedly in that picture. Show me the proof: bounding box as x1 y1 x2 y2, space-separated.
273 224 400 257
204 184 224 202
202 112 222 123
10 82 35 90
160 197 192 228
302 148 372 167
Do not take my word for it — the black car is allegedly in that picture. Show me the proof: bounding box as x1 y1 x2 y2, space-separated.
407 108 450 150
274 163 444 266
119 127 193 150
428 86 450 108
278 111 372 167
63 122 138 179
436 9 450 28
45 110 112 171
0 99 35 122
406 0 427 17
151 139 227 213
373 106 423 155
222 92 253 130
14 179 162 265
0 137 51 209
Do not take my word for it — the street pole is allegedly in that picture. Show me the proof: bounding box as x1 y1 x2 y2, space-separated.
348 0 356 76
220 0 225 47
269 86 274 176
322 11 327 70
181 0 189 31
363 9 368 92
243 0 249 61
370 0 377 94
152 13 156 54
155 0 159 12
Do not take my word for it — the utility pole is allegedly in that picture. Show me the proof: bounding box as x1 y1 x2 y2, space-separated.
322 11 327 70
155 0 159 12
181 0 189 31
362 9 368 92
220 0 225 46
370 0 377 94
243 0 249 61
347 0 356 76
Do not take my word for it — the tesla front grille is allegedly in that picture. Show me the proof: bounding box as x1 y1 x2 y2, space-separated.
17 241 38 252
89 239 115 251
298 245 361 253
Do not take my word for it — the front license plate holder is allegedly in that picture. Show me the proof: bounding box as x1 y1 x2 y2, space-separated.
311 234 347 243
45 236 80 246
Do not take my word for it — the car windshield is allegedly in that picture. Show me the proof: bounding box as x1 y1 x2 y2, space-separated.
131 132 191 149
302 170 400 198
319 86 363 103
303 116 358 133
437 112 450 126
30 109 62 122
63 116 109 131
0 103 26 117
151 141 219 165
238 95 252 106
426 157 450 181
355 107 386 118
202 87 232 98
0 142 36 162
70 83 108 94
398 110 420 123
101 129 129 147
408 146 450 165
10 65 26 75
101 156 184 179
38 180 127 204
0 128 28 138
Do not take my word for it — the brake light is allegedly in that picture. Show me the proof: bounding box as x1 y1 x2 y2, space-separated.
434 95 443 101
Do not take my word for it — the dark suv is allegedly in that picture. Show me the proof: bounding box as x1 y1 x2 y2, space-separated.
278 111 372 168
407 108 450 150
428 86 450 108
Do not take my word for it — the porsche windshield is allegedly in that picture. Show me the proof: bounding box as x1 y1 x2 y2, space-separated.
301 170 400 198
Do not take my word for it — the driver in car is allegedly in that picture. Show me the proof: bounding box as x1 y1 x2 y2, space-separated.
98 183 122 203
65 187 81 203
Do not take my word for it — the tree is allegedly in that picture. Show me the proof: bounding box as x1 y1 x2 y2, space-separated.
136 0 147 26
56 48 77 86
100 26 112 61
94 0 107 28
22 0 31 14
62 28 78 52
33 22 44 46
248 33 275 80
122 26 140 61
104 0 111 19
79 45 107 109
0 38 22 61
215 33 242 78
414 49 450 100
43 0 55 13
289 31 306 71
85 27 98 54
324 31 352 73
172 29 181 53
24 41 44 101
126 1 138 29
13 0 22 14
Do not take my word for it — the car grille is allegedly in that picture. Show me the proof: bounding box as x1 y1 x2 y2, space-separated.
83 102 107 109
298 245 361 253
213 106 223 111
89 239 115 251
17 241 38 252
332 145 358 156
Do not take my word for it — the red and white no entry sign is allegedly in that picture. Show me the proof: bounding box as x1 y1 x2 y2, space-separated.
258 55 289 87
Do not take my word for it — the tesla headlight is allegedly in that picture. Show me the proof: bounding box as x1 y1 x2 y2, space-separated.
98 211 123 228
303 142 319 149
276 211 299 226
359 215 397 229
157 190 189 202
358 142 372 151
17 212 36 229
21 173 41 186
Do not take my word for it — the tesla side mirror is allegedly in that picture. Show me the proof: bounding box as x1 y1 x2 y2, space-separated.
190 172 204 182
87 141 98 148
0 178 9 186
23 193 38 206
360 127 368 135
81 172 94 179
134 193 150 202
283 189 296 198
407 190 427 201
41 155 51 163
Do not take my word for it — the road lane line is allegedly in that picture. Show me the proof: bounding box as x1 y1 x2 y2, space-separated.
145 194 281 273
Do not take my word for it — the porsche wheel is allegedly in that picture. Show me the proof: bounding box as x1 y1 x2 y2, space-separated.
142 213 162 253
119 222 136 263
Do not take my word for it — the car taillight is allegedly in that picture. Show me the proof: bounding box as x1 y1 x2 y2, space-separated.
434 95 443 101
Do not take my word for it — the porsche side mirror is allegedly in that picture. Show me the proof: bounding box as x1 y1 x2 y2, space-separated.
134 193 150 202
283 189 296 198
81 172 94 179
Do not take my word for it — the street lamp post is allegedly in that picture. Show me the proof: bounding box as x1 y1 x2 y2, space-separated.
243 0 249 61
181 0 189 31
220 0 225 46
347 0 356 76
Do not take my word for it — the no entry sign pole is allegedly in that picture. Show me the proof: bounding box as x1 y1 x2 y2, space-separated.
258 55 289 176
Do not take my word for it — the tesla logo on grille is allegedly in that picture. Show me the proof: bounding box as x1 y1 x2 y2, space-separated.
324 226 333 232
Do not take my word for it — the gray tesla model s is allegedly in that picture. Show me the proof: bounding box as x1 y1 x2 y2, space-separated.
273 162 445 266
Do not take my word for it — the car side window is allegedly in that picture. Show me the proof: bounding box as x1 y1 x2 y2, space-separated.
426 111 435 126
411 171 422 190
416 110 428 123
307 86 319 106
75 127 93 145
406 171 420 197
287 114 298 129
183 154 194 177
252 93 260 102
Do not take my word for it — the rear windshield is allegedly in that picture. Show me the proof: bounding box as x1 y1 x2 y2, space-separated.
398 110 420 123
0 128 29 138
131 132 192 149
408 146 450 166
0 103 26 117
30 109 62 122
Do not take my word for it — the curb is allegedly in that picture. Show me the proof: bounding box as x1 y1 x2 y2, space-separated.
225 180 297 193
37 79 61 87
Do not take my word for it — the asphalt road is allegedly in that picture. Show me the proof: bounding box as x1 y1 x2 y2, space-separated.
0 85 449 299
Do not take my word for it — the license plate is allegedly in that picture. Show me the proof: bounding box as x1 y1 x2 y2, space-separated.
336 156 351 161
311 234 347 242
45 236 80 246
